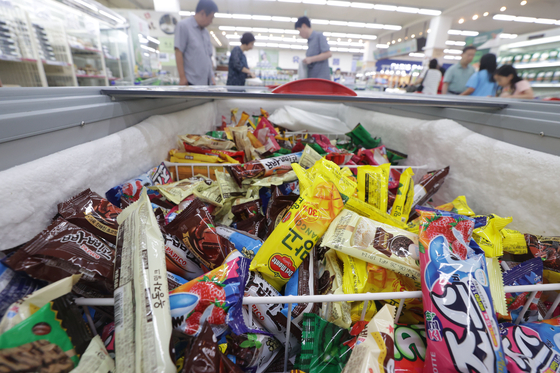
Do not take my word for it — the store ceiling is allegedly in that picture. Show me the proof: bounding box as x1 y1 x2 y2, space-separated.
101 0 560 46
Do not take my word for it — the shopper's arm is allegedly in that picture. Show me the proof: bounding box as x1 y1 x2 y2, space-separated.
460 87 475 96
510 89 534 99
304 51 332 64
442 82 449 94
175 48 188 85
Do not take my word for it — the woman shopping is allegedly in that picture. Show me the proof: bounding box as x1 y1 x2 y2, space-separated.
494 65 535 99
227 33 256 86
460 53 498 97
416 59 442 95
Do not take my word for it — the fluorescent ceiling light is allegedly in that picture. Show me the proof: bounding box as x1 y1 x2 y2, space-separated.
351 2 374 8
73 0 98 12
179 11 193 16
252 15 272 20
365 23 383 29
267 43 279 47
313 19 330 24
500 33 518 39
254 42 267 47
376 44 389 48
444 55 461 60
348 22 366 27
445 40 466 46
374 4 397 11
146 36 160 44
535 18 556 24
397 7 419 13
448 29 479 36
218 26 236 31
493 14 516 21
444 49 462 54
230 41 241 46
236 27 253 31
232 14 251 19
303 0 327 3
330 20 349 26
215 13 232 18
383 25 402 30
515 16 536 23
409 52 424 57
99 9 124 23
419 9 442 16
271 16 292 22
285 30 300 34
327 1 351 6
278 0 301 2
252 27 269 32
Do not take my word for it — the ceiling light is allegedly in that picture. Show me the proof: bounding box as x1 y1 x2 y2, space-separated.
444 55 461 60
374 4 397 11
397 7 419 13
387 42 390 45
458 18 465 24
376 44 389 48
405 36 408 40
445 40 466 46
73 0 98 12
222 31 226 35
499 33 518 38
427 29 431 33
398 38 402 42
313 19 330 24
365 23 383 29
483 12 489 16
520 0 527 4
409 52 424 57
278 0 301 2
179 11 193 16
252 15 272 20
230 41 241 46
302 0 326 3
348 22 366 27
535 18 556 24
351 2 374 9
411 34 415 38
419 32 422 35
392 40 395 44
493 14 516 21
337 38 341 41
330 20 349 26
215 13 232 18
444 49 463 54
383 25 402 30
500 6 506 11
448 29 479 36
218 26 236 31
419 9 442 16
232 14 251 19
359 39 362 43
326 1 350 6
271 16 292 22
514 16 536 22
472 14 479 20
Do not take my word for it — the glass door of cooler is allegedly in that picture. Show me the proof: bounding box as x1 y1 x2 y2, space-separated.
100 28 133 86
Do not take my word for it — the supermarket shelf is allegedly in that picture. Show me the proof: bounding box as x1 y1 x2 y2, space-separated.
514 61 560 69
76 74 106 78
70 46 102 55
42 59 71 67
108 77 119 81
532 83 560 88
104 55 119 61
0 56 37 63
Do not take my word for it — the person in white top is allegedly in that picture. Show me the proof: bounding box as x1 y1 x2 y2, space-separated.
416 59 442 95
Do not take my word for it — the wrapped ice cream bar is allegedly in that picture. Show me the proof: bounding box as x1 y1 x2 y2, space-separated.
227 152 302 187
70 335 115 373
162 232 205 280
322 209 421 288
179 134 236 150
58 188 121 243
115 189 174 373
410 166 449 212
244 271 301 358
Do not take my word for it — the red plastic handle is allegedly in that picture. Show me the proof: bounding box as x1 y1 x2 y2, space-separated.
271 78 357 96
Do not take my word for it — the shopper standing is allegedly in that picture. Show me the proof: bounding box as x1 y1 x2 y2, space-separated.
461 53 498 97
442 46 476 95
227 33 256 86
174 0 218 85
415 59 442 95
295 17 332 80
494 65 535 99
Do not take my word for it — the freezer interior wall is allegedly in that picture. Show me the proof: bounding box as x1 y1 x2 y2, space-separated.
1 99 559 251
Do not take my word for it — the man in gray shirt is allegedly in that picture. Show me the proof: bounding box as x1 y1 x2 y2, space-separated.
295 17 332 80
174 0 217 85
442 46 476 94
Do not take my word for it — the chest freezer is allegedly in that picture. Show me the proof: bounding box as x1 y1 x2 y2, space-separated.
0 86 559 252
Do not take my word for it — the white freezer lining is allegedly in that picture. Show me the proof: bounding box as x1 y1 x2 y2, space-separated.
1 99 559 250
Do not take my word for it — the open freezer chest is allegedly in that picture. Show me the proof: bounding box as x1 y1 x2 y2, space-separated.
1 86 560 373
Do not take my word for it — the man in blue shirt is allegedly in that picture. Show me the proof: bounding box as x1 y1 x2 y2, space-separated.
174 0 217 85
442 46 476 95
295 17 332 80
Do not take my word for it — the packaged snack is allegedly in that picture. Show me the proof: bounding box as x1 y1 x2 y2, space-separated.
500 321 560 373
342 304 396 373
237 111 251 127
244 170 298 188
182 143 244 163
58 188 122 243
255 126 281 154
312 134 340 154
105 162 172 207
167 271 189 291
226 307 282 373
296 313 354 373
170 149 225 163
390 167 415 223
282 252 317 330
182 322 221 373
500 257 543 323
472 214 513 258
502 229 528 255
0 295 93 368
164 198 234 270
0 262 42 319
179 134 236 150
345 123 381 149
250 179 344 290
386 148 408 165
5 217 114 296
436 195 475 217
216 226 263 259
360 264 423 325
70 335 115 373
410 166 450 213
101 322 115 359
417 208 506 373
114 189 174 373
393 324 426 373
322 209 421 288
299 145 323 168
311 158 357 197
149 178 211 205
0 340 74 373
265 192 298 238
227 152 302 188
170 257 250 337
163 232 205 280
216 170 248 200
234 215 268 241
244 270 301 357
526 234 560 270
232 126 259 162
341 194 409 230
232 199 263 221
0 274 80 334
322 249 353 329
358 163 390 212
